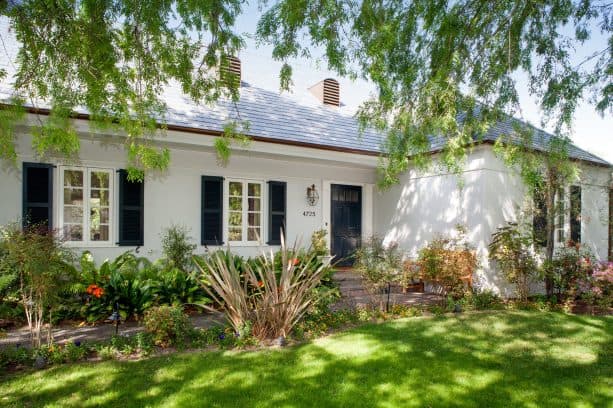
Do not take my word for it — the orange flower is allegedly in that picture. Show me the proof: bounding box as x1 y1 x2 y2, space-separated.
86 284 104 298
292 258 300 266
257 280 264 288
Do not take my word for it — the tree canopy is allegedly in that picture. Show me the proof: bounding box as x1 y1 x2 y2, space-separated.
0 0 611 182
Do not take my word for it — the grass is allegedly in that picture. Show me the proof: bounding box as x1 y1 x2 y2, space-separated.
1 310 611 407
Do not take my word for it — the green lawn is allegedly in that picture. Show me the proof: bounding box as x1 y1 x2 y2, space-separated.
1 311 611 407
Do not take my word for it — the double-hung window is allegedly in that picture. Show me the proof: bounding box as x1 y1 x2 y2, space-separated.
60 167 113 244
227 180 263 243
554 188 566 245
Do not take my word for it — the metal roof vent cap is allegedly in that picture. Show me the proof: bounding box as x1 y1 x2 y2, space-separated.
308 78 340 107
220 55 241 88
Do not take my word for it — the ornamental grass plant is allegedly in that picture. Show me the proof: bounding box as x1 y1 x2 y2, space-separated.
195 237 329 340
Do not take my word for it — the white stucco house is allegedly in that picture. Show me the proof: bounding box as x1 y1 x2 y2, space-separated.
0 26 611 297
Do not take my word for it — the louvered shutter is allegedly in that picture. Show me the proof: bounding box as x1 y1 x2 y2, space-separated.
201 176 224 245
570 185 582 243
117 170 144 246
22 162 53 230
267 181 286 245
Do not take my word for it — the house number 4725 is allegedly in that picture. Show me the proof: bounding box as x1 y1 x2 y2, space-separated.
303 211 316 217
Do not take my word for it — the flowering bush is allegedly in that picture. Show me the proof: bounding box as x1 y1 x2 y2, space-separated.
549 241 596 299
85 284 104 299
77 251 155 322
143 305 193 348
418 230 477 299
579 262 613 310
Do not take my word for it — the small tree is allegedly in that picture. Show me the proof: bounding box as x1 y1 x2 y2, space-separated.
160 224 197 273
354 236 403 295
0 224 75 346
489 222 539 302
495 131 578 297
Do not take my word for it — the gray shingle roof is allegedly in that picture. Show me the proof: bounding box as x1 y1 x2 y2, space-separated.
161 82 385 154
479 115 611 166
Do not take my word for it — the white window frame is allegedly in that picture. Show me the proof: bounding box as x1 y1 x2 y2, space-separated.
224 178 265 246
554 187 570 247
58 166 114 247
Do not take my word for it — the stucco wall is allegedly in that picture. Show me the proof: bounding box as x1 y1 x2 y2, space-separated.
0 122 377 263
375 145 612 297
1 119 610 296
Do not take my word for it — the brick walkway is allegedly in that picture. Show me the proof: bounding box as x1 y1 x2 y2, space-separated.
332 270 442 310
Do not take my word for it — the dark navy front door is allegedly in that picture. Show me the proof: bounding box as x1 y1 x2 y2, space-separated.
331 184 362 266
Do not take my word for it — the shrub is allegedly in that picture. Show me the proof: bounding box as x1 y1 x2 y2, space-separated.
579 261 613 310
0 345 33 369
143 305 193 348
150 265 209 307
0 223 76 346
469 289 503 310
354 236 402 295
160 224 197 272
196 238 329 340
549 241 595 299
310 229 329 256
77 251 154 322
418 229 476 299
489 222 539 302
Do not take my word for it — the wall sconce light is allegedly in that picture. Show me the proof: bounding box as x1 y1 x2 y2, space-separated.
306 184 319 206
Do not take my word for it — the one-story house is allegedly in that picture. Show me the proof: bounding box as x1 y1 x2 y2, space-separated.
1 26 611 297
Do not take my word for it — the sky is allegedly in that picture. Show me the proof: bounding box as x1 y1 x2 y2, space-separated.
234 4 613 164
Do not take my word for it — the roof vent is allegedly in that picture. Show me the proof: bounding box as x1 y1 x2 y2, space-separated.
308 78 340 107
220 55 241 87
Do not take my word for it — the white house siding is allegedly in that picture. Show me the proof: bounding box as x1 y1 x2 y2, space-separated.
1 118 610 296
0 118 377 263
577 163 611 260
375 145 612 297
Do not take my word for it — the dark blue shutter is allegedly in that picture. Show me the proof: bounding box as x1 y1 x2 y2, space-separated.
533 192 547 247
267 181 286 245
201 176 224 245
570 185 582 243
22 162 53 230
117 170 144 246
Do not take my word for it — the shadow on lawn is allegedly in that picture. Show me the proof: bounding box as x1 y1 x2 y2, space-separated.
2 311 612 407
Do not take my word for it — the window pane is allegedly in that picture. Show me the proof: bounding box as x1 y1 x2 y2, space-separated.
248 212 261 227
91 189 110 206
248 227 261 241
248 197 260 211
229 182 243 196
64 170 83 187
248 183 261 197
91 224 109 241
229 211 242 227
63 207 83 223
229 197 242 211
91 171 109 189
229 228 242 241
65 224 83 241
99 208 109 224
64 188 83 205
